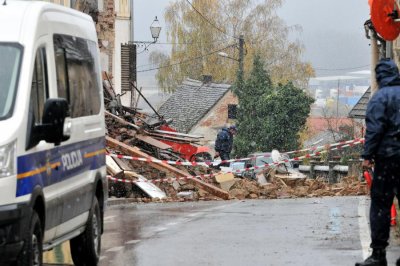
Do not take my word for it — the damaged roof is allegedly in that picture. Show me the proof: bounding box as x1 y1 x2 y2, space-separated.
158 78 231 133
348 87 371 119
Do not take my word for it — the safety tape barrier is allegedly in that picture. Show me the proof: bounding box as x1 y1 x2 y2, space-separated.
108 175 210 184
107 138 364 167
285 138 365 154
108 140 364 184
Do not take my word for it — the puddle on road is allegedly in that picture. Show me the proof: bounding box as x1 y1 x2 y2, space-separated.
328 207 341 235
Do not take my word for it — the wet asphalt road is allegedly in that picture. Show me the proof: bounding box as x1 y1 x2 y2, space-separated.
98 196 400 266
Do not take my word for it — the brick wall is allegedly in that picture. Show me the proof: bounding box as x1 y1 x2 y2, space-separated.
97 0 115 74
190 91 238 149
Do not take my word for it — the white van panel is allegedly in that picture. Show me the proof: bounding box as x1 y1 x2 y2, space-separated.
0 176 17 205
0 2 26 42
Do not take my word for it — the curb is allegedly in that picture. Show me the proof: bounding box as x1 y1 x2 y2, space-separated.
107 198 139 206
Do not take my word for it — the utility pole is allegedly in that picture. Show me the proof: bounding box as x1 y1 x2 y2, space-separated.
238 35 244 82
370 30 379 96
336 79 340 118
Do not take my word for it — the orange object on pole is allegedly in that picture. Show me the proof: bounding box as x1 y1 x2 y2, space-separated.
370 0 400 41
364 171 397 226
363 170 373 189
391 204 397 226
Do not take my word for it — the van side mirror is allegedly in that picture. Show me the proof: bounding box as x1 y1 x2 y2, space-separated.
26 98 70 150
42 98 70 145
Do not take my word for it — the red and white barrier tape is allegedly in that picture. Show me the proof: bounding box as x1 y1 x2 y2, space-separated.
108 175 206 184
107 138 364 167
285 138 364 154
108 140 363 184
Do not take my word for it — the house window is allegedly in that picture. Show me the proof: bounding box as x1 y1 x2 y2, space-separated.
228 104 237 119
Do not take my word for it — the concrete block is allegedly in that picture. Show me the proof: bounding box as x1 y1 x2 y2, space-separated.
215 172 235 183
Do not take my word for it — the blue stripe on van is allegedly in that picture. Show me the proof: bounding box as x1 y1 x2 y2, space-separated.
16 137 105 197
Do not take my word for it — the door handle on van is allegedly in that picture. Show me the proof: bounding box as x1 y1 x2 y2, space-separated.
64 118 72 138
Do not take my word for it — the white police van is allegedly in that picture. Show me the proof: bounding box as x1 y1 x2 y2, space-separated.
0 1 107 265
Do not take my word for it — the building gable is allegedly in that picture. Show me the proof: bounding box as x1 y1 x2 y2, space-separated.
158 79 231 133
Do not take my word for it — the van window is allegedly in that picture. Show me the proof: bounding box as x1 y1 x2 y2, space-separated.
53 34 101 118
30 47 48 124
54 47 69 102
0 43 22 120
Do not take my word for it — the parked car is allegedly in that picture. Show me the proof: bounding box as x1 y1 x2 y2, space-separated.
242 151 304 181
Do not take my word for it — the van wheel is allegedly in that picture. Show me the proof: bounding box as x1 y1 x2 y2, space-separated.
16 211 43 266
70 197 101 266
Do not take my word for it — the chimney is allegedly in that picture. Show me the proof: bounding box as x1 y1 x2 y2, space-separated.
202 75 212 84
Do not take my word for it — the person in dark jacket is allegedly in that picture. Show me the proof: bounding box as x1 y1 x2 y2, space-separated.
356 58 400 266
214 125 237 167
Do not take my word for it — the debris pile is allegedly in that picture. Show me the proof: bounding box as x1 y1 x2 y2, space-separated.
103 74 368 202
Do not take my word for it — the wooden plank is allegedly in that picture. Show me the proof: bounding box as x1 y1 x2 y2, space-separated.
153 129 203 139
106 156 122 175
135 134 172 150
147 132 200 143
106 156 125 179
106 136 229 200
135 175 167 199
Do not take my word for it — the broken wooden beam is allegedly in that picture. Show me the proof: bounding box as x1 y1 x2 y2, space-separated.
105 111 140 130
106 136 230 200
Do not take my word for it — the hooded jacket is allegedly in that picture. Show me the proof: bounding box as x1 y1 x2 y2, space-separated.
362 58 400 160
215 128 233 154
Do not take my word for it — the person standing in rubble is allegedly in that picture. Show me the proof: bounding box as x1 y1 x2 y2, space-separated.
356 58 400 266
214 125 237 168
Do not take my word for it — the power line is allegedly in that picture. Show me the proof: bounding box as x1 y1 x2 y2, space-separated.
137 44 235 73
314 64 370 71
185 0 238 40
149 39 227 46
136 40 234 69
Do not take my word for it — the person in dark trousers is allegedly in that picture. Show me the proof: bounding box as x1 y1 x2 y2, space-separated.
356 58 400 266
214 125 237 168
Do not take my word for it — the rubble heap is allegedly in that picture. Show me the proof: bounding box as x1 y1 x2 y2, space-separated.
103 74 368 203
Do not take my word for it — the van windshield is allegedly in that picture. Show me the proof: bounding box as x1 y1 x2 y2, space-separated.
0 43 22 120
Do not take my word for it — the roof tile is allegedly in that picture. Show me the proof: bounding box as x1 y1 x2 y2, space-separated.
158 78 231 133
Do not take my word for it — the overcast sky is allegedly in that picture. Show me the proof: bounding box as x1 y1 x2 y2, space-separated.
133 0 371 92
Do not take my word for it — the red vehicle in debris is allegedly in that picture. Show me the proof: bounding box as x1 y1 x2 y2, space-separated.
157 124 212 162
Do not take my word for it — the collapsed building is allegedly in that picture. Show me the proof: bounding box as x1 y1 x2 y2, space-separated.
103 76 368 203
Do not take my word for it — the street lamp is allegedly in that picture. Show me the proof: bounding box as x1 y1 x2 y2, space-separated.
150 16 161 42
132 16 162 52
218 35 245 90
218 52 239 62
128 16 162 107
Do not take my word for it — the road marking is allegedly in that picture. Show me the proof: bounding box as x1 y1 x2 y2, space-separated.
106 246 124 252
155 227 167 232
358 197 371 259
125 240 141 245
